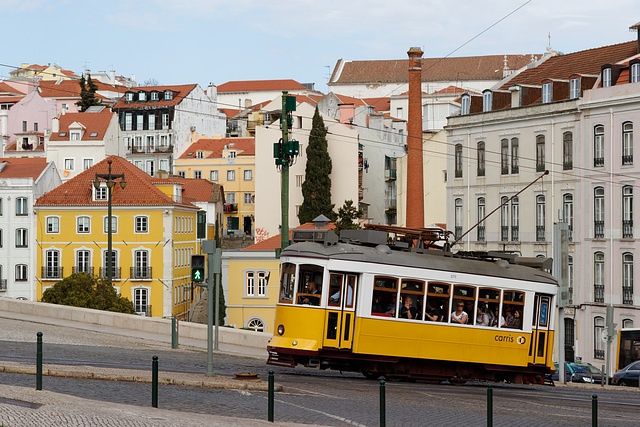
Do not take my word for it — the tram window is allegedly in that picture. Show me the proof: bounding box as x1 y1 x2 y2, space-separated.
502 291 525 329
295 264 324 306
479 288 501 327
426 282 450 322
453 285 476 324
372 276 398 317
400 279 424 320
279 263 296 303
328 274 343 307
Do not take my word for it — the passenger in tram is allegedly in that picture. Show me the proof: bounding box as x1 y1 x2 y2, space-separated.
505 310 522 329
371 295 384 314
425 301 442 322
464 300 475 324
476 304 490 326
330 283 353 306
300 281 320 306
385 296 397 316
504 309 514 326
451 301 468 324
399 296 418 319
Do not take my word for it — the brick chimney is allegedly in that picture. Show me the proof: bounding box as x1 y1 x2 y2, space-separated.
406 47 424 228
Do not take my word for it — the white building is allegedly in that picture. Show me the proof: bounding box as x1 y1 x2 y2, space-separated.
217 79 322 111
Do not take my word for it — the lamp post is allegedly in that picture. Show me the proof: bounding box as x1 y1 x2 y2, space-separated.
93 160 126 282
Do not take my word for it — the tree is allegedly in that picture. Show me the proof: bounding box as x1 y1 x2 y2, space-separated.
298 107 335 223
42 273 135 314
142 78 160 87
334 200 364 235
75 73 102 112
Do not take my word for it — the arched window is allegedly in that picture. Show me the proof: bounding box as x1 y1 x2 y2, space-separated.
454 199 463 239
568 255 574 304
623 186 633 238
594 316 605 359
563 132 573 170
594 187 605 238
454 144 463 178
594 252 605 303
477 198 485 241
623 122 633 165
623 252 633 304
536 195 545 242
477 141 485 177
563 194 573 241
461 94 470 115
622 319 634 328
594 125 605 167
501 139 509 174
500 196 509 241
246 317 265 332
536 135 545 171
511 138 519 174
511 197 519 241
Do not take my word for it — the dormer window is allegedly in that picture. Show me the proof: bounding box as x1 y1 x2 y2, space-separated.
602 68 612 87
229 150 237 159
542 83 552 103
482 91 492 112
94 183 108 201
196 151 203 159
461 94 470 115
570 78 581 99
125 92 134 103
138 91 147 102
151 91 160 101
631 63 640 83
164 90 173 101
71 132 81 141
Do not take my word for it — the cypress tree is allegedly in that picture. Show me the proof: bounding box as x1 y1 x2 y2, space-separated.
298 107 335 224
76 73 102 112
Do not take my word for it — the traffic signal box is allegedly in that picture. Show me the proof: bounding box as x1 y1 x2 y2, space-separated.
191 254 205 282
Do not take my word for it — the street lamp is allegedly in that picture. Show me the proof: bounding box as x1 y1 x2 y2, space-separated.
93 160 126 282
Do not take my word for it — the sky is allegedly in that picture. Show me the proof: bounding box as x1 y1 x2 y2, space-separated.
3 0 640 107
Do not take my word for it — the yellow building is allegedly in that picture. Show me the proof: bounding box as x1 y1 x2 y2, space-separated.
35 156 204 319
10 63 77 81
175 137 255 236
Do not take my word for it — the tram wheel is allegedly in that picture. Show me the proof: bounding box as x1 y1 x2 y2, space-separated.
362 371 381 380
449 378 467 386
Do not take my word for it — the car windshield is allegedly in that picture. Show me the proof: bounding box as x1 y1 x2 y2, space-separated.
571 365 589 373
582 365 601 374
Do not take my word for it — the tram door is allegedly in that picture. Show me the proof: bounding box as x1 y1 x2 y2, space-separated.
529 294 552 365
323 273 357 349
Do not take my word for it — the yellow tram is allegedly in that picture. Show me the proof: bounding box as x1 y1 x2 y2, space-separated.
267 226 558 384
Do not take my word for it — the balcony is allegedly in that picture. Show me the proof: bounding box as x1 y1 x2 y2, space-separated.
73 266 94 275
594 284 605 303
99 267 122 280
477 225 485 242
594 157 604 167
129 145 173 155
594 349 605 359
0 279 6 291
623 286 634 305
384 169 397 180
224 203 238 213
130 267 152 280
41 266 63 280
623 220 633 238
594 221 604 238
536 226 545 242
622 155 633 165
501 226 509 241
511 226 519 242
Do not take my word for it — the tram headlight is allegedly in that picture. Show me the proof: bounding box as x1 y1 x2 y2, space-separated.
277 324 285 336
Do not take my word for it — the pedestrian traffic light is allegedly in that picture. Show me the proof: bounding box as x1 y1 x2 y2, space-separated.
191 254 205 283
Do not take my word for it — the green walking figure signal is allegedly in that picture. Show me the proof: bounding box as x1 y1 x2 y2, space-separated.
191 254 205 282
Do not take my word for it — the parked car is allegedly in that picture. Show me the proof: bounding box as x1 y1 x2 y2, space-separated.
551 362 603 383
612 360 640 386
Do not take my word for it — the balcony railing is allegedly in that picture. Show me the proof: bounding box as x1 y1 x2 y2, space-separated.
623 286 634 305
72 266 94 275
0 279 6 291
454 226 462 240
623 220 633 238
594 284 605 303
477 168 485 177
511 166 519 174
501 167 509 175
594 221 604 238
594 157 604 167
563 161 573 171
99 267 121 280
135 305 152 317
622 155 633 165
41 266 63 280
129 145 173 154
511 226 519 241
224 203 238 213
536 226 545 242
594 349 605 359
477 225 485 241
130 267 152 280
455 169 462 178
536 163 546 172
501 226 508 241
384 169 397 180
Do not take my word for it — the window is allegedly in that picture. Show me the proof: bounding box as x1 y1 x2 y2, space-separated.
623 122 633 165
134 288 149 314
568 255 574 304
594 187 605 238
594 316 605 359
15 228 27 248
177 171 185 178
103 250 118 279
594 125 605 167
602 68 611 88
244 170 253 181
34 122 38 132
133 250 150 279
194 171 202 179
225 192 235 204
257 271 267 297
632 63 640 83
0 229 2 247
46 217 59 234
536 135 545 171
15 197 28 216
136 114 144 131
135 216 148 233
164 90 173 101
83 158 93 170
246 317 265 332
125 92 134 103
45 249 60 279
623 319 634 328
536 195 545 242
70 132 80 141
454 198 462 239
477 141 485 177
210 170 218 181
563 194 573 241
159 159 169 172
623 253 634 304
511 138 519 174
460 95 470 115
151 91 160 102
594 252 605 303
162 113 169 129
95 186 108 201
477 198 485 241
563 132 573 170
227 170 235 181
147 135 156 151
570 78 580 99
138 91 146 102
511 197 519 241
62 158 76 172
246 271 255 297
77 216 90 233
623 186 633 238
148 113 156 130
501 196 509 241
15 264 27 281
124 113 132 130
244 193 253 205
103 216 117 233
542 82 552 103
454 144 462 178
0 198 3 216
76 250 91 274
482 91 492 112
22 120 26 132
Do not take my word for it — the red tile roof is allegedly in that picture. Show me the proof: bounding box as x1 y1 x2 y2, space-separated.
331 93 368 107
498 41 638 90
294 94 320 106
330 55 537 84
153 177 216 203
0 157 49 179
218 79 309 93
431 86 470 95
49 109 115 141
220 108 240 118
38 80 108 100
36 156 197 209
179 138 255 159
243 223 335 251
363 97 390 112
112 84 197 109
0 82 26 95
0 95 24 104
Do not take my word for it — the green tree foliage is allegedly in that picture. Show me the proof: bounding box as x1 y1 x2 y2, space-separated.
334 200 364 235
298 107 335 223
75 73 102 112
42 273 135 314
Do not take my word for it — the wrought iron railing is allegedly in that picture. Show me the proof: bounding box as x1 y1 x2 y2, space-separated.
594 157 604 167
536 163 546 172
594 221 605 238
594 349 605 359
99 267 121 280
594 284 605 303
72 266 94 275
41 266 63 280
0 279 6 291
130 267 152 280
622 155 633 165
623 286 634 305
477 225 485 241
623 220 633 238
501 226 509 241
536 226 545 242
511 226 519 241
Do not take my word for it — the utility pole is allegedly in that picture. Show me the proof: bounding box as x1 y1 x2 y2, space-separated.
273 91 299 254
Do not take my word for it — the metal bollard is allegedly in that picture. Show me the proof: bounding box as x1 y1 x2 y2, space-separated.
268 370 274 422
171 316 179 349
592 394 598 427
601 365 605 387
36 332 43 391
487 384 493 427
380 379 386 427
152 355 158 408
